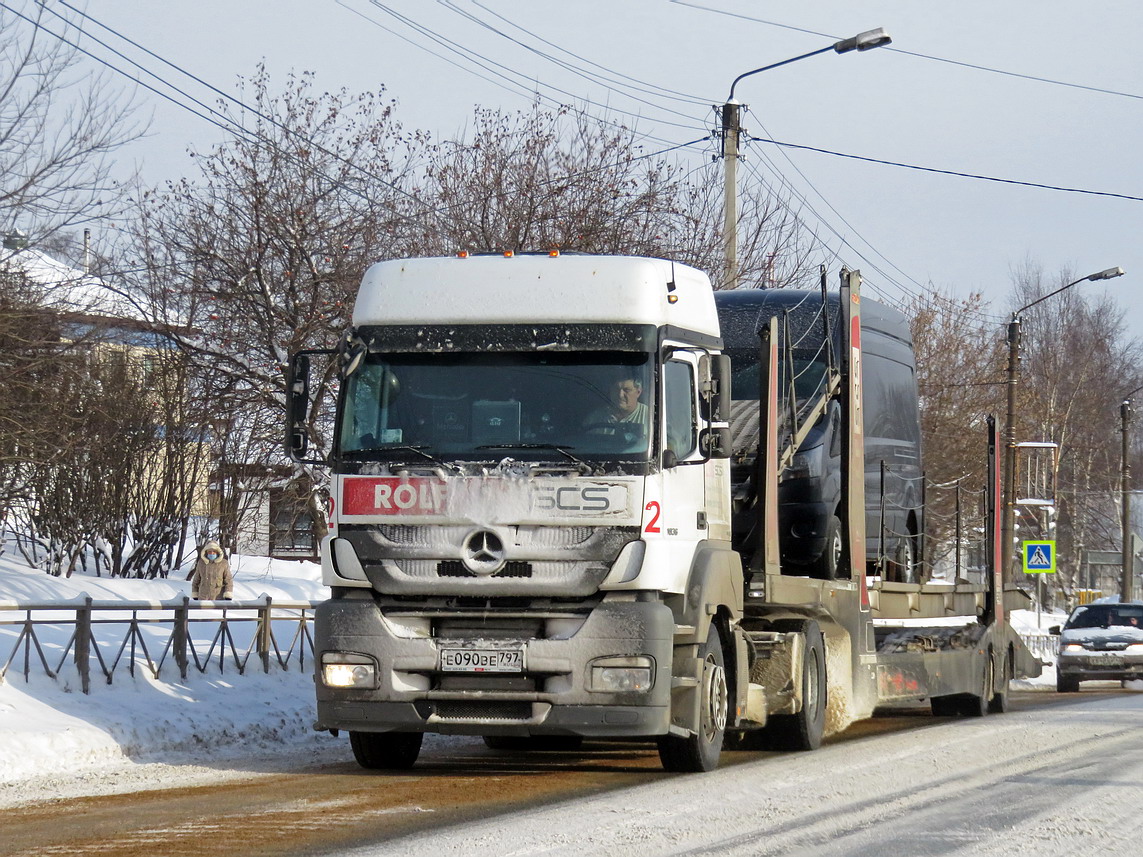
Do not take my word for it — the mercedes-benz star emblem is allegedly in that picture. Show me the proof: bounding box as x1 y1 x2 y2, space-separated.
461 529 506 575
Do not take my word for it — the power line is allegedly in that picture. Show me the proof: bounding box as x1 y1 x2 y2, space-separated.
351 1 708 140
669 0 1143 102
442 0 710 113
748 135 1143 204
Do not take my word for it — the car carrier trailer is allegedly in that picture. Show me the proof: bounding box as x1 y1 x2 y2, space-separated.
286 253 1041 773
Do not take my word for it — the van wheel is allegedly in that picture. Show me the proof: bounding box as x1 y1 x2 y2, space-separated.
349 731 423 770
657 623 728 773
810 516 843 580
761 619 826 751
891 534 918 584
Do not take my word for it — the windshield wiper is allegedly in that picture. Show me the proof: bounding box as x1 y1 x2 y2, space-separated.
343 444 458 470
475 443 587 466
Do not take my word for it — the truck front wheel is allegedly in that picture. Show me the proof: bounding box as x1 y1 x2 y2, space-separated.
349 730 423 770
657 624 728 773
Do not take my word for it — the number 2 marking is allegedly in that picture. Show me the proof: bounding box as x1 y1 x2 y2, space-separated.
645 501 662 534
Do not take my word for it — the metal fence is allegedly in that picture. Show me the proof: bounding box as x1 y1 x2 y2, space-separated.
0 595 320 693
1019 631 1057 665
3 594 1059 694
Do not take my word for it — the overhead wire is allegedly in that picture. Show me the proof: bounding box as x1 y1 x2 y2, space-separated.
45 0 439 218
357 0 709 138
669 0 1143 103
465 0 710 105
440 0 710 117
749 136 1143 204
29 0 713 237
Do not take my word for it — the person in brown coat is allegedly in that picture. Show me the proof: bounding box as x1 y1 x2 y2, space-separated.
190 541 234 601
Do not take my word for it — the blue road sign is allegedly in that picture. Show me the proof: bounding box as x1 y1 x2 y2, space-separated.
1023 540 1056 574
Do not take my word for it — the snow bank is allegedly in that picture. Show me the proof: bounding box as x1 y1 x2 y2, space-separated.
0 544 344 804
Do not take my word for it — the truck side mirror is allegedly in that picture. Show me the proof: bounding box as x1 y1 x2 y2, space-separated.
700 426 732 460
285 353 311 460
699 354 732 422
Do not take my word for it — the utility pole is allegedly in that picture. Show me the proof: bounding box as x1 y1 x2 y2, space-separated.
1001 316 1021 586
1123 399 1136 601
719 28 890 293
721 101 740 290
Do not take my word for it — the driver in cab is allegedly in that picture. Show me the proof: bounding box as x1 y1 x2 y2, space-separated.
586 373 649 431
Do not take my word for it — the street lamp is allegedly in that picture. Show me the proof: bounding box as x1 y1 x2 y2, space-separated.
1120 382 1143 602
1000 266 1126 588
720 28 891 290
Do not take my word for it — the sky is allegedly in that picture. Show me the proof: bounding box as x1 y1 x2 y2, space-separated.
26 1 1143 337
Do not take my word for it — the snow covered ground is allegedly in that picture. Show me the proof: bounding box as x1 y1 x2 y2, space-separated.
0 544 353 807
0 542 1071 810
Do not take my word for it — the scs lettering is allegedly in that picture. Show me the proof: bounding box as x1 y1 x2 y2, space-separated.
530 485 612 512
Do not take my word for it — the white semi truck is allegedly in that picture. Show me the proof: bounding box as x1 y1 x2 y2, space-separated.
287 253 1040 773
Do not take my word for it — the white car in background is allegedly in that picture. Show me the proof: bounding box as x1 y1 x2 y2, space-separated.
1050 602 1143 692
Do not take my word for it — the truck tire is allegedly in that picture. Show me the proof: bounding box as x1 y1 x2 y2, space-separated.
959 651 993 717
930 695 959 717
987 648 1010 713
762 619 826 751
657 623 728 773
810 516 843 580
349 730 423 770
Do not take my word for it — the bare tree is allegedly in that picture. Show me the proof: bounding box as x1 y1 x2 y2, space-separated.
1009 261 1143 602
131 67 417 547
905 288 1006 577
413 102 823 289
0 1 142 244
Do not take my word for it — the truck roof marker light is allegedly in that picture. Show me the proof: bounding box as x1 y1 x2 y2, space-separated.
549 249 560 257
504 250 514 258
457 250 469 258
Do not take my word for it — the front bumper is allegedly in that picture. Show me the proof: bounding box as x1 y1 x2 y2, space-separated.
314 594 675 738
1057 650 1143 682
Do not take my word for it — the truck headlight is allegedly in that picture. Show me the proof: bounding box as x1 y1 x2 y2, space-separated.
1060 644 1085 653
1126 644 1143 654
321 652 378 688
589 656 654 692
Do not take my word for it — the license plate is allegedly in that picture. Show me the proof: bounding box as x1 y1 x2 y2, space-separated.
440 647 524 673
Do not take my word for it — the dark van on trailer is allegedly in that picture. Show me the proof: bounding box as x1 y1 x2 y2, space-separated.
715 288 923 581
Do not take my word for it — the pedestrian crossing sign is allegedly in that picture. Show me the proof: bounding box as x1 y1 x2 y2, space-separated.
1022 540 1056 574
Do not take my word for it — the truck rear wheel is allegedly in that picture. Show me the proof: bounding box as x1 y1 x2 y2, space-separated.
349 730 423 770
763 619 826 751
987 648 1010 713
959 652 993 717
657 623 728 773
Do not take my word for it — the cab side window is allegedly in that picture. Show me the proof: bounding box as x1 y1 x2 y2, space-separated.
664 360 698 458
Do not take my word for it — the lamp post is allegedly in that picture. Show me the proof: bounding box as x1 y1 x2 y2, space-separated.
720 28 891 290
1001 266 1125 587
1121 383 1143 601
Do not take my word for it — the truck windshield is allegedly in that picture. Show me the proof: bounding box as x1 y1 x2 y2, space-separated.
339 352 654 462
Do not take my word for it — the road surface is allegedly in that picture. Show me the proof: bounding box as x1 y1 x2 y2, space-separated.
3 689 1141 857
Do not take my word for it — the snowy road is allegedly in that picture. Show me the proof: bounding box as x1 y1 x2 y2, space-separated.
344 689 1143 857
4 689 1141 856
